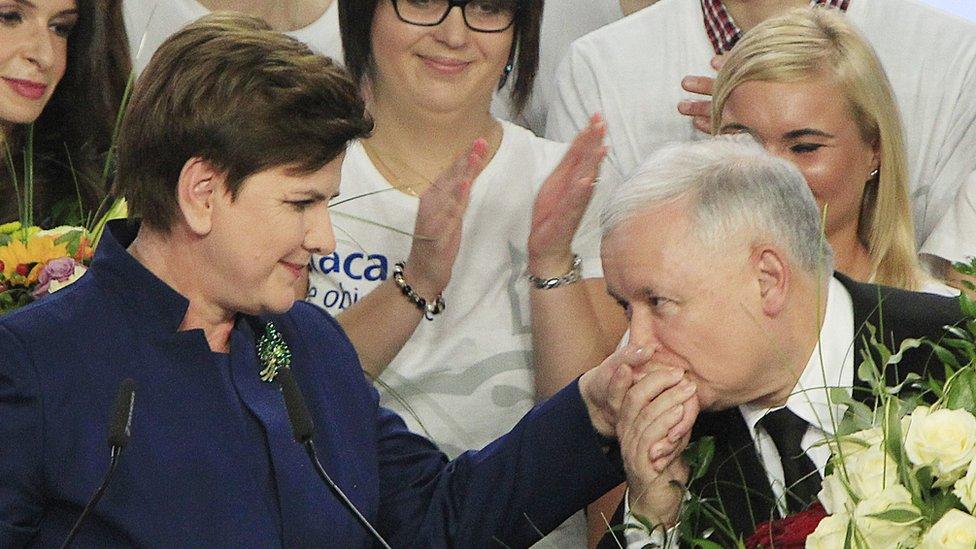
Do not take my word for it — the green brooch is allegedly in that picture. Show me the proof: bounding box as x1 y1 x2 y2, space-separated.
257 322 291 382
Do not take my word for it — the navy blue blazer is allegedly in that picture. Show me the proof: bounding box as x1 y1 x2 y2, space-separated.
0 221 624 548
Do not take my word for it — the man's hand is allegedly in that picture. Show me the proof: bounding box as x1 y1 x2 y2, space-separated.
618 366 701 527
677 55 725 134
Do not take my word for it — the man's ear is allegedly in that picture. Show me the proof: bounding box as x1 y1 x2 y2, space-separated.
753 244 790 317
176 157 222 236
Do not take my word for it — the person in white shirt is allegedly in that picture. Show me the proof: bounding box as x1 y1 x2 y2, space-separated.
548 0 976 290
308 0 628 545
596 136 964 547
123 0 341 73
492 0 629 135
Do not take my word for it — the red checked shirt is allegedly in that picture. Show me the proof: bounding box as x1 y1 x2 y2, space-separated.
701 0 851 54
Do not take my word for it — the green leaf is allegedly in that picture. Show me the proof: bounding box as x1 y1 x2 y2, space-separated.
684 437 715 483
959 292 976 320
925 492 963 524
941 337 976 358
0 233 10 245
914 465 934 492
857 353 879 386
945 369 976 413
863 508 922 524
888 337 924 365
886 373 922 395
691 540 724 549
928 342 962 370
54 229 84 256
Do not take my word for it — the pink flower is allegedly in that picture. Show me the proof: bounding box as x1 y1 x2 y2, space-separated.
32 257 78 298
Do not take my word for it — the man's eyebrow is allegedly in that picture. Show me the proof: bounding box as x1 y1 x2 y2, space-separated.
783 128 835 140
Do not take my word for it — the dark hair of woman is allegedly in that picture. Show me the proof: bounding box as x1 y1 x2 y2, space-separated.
338 0 542 115
1 0 131 226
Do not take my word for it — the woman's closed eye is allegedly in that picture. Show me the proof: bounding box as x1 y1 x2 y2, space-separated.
790 142 825 154
0 9 24 27
50 17 77 38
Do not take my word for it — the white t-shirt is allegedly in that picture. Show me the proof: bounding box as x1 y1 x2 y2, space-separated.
547 0 976 268
492 0 623 135
123 0 342 73
307 120 601 546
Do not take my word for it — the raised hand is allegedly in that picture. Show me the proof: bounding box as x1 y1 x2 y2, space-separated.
527 113 607 277
403 139 488 298
677 54 726 134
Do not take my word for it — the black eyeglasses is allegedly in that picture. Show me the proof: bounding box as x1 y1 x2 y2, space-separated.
390 0 517 33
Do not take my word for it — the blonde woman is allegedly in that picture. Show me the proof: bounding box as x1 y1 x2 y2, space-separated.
711 7 946 293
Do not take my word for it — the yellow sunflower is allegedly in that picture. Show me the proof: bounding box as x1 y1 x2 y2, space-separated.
0 236 70 280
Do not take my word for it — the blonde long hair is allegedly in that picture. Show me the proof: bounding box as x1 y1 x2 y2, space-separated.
711 8 925 290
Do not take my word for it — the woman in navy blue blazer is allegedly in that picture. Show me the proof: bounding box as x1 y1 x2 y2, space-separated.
0 13 635 548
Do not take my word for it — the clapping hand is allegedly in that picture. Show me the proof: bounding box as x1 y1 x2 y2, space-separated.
403 139 488 298
527 114 607 276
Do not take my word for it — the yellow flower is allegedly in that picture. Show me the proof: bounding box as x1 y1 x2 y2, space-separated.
0 221 22 234
0 235 70 279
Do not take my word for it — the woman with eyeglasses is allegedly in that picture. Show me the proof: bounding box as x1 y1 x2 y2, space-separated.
307 1 627 545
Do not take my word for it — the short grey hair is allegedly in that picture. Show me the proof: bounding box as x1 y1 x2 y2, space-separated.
600 135 833 275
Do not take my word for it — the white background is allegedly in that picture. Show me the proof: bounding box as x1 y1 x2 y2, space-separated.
919 0 976 21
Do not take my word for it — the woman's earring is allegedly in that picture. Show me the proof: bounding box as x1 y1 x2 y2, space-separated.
498 63 514 88
869 168 879 180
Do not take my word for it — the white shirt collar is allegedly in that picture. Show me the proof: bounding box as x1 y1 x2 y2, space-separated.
740 277 855 436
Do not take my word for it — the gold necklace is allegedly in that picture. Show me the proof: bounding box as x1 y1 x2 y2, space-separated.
360 140 430 197
360 121 504 198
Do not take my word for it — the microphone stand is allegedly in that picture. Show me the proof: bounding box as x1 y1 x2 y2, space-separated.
59 446 123 549
303 441 392 549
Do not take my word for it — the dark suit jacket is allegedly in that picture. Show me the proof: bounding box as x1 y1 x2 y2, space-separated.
599 273 965 547
0 221 625 548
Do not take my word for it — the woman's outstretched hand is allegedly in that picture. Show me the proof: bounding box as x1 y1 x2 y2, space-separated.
404 139 489 299
527 114 607 277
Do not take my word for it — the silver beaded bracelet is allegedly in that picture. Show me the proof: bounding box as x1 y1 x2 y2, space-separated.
392 261 445 320
526 255 583 289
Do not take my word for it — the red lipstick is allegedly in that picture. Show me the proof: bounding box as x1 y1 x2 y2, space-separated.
3 78 47 100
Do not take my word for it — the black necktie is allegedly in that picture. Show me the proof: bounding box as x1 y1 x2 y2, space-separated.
758 408 822 514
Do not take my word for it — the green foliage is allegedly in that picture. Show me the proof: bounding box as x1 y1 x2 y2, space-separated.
0 287 32 314
944 368 976 414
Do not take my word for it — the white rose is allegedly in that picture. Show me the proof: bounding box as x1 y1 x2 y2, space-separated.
852 484 921 547
905 407 976 481
845 444 899 501
48 265 87 293
805 512 849 549
832 427 883 460
818 472 854 515
953 458 976 513
918 509 976 549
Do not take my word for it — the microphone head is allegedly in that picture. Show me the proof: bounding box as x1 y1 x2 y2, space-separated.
276 367 315 444
107 378 137 448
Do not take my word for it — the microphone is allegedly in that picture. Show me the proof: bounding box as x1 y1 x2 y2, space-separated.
276 368 392 549
60 378 137 549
